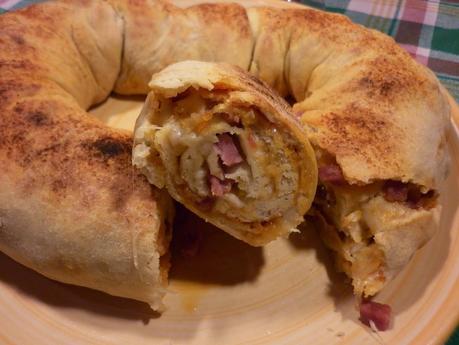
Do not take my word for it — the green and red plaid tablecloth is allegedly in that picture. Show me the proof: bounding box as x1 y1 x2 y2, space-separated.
301 0 459 104
1 0 458 343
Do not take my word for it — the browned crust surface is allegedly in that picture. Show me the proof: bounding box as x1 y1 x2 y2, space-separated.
110 0 449 189
0 0 173 308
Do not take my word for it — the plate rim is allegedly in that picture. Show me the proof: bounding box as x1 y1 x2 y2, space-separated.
438 91 459 344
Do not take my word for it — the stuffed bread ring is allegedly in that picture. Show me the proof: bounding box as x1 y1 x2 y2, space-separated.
115 0 449 296
133 61 318 246
0 0 450 309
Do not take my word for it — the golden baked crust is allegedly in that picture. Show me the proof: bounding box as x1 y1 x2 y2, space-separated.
108 0 449 295
0 0 451 302
111 0 449 189
0 0 174 310
109 0 254 95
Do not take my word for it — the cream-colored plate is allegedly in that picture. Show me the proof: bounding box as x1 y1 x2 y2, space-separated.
0 93 457 345
1 0 458 342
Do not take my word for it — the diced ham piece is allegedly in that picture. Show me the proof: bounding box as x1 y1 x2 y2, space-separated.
359 300 392 332
209 175 232 197
318 164 346 185
383 180 436 209
383 180 408 202
214 133 243 167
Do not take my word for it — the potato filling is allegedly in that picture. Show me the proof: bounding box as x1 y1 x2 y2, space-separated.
137 88 304 228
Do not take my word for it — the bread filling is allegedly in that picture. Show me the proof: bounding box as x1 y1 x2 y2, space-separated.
135 88 304 229
315 160 437 296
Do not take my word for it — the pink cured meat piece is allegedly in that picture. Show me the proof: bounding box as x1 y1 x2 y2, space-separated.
214 133 243 167
383 180 409 202
318 164 345 185
359 300 392 331
209 175 232 197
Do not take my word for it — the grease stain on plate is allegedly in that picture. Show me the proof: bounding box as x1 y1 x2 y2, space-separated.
170 281 210 313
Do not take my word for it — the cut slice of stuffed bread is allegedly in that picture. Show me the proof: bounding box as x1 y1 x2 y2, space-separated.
312 157 441 296
133 61 318 246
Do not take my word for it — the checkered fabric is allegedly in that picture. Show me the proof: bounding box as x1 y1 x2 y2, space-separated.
301 0 459 103
1 0 458 342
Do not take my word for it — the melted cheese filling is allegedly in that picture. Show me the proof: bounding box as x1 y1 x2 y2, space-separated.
138 89 303 228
